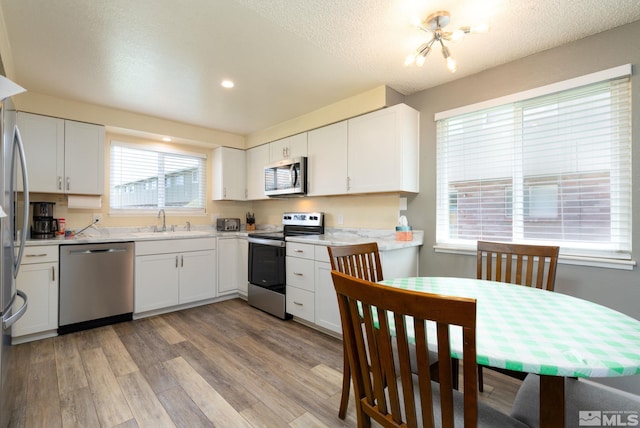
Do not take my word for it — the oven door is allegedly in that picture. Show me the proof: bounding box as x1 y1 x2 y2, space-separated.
248 238 286 293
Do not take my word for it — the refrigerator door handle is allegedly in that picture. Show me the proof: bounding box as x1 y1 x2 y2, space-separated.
3 289 27 329
12 126 29 277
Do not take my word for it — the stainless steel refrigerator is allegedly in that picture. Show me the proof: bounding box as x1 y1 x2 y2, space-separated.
0 76 29 428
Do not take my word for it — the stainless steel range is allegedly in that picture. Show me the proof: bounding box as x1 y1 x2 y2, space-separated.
247 212 324 319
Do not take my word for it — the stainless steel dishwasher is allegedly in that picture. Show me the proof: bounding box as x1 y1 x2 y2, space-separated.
59 241 134 334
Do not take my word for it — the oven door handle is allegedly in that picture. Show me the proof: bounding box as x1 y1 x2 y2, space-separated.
248 237 286 247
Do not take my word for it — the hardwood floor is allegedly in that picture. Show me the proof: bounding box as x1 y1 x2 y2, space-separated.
7 298 522 427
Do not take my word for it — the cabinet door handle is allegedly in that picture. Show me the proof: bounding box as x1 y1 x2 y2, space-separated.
181 255 184 267
175 255 178 268
293 301 303 306
66 177 70 191
293 272 303 276
58 176 62 190
294 249 304 253
26 253 47 258
51 266 55 281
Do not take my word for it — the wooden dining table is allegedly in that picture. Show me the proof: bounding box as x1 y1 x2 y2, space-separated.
378 276 640 428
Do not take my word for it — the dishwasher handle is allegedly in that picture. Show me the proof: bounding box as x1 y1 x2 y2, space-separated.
69 248 129 255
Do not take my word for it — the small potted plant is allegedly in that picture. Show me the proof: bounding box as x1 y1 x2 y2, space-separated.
246 212 255 231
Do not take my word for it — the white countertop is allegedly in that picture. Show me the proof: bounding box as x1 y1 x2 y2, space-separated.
23 227 242 246
286 228 423 251
23 226 423 251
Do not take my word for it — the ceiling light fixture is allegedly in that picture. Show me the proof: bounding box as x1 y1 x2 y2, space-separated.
405 10 487 73
221 79 234 88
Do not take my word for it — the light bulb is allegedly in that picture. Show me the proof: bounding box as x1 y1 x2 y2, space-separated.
471 23 489 33
447 57 457 72
404 54 416 66
450 29 465 42
416 55 426 67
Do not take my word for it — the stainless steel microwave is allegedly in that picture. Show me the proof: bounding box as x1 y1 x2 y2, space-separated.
264 156 307 197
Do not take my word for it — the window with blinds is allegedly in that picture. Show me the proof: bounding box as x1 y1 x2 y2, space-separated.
110 142 206 212
435 68 631 259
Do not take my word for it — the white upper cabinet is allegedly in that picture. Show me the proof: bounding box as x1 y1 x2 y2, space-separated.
16 113 64 193
17 112 104 195
307 121 348 196
347 104 419 194
64 120 105 195
245 144 270 200
212 147 246 200
269 133 307 162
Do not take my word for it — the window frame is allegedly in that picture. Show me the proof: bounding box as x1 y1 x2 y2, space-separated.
109 140 207 216
434 65 634 270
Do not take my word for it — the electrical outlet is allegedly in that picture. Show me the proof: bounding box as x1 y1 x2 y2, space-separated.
399 197 408 211
92 213 102 223
337 214 344 225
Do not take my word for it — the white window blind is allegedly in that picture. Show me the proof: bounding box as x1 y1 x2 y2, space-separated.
110 142 206 212
436 73 631 260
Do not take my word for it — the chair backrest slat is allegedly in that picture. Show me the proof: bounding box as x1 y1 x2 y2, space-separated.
476 241 559 291
327 242 383 282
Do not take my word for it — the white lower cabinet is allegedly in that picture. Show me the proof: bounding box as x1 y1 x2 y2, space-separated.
217 236 248 296
135 253 180 312
286 242 315 322
13 245 59 342
286 241 419 335
180 250 217 303
314 260 341 333
135 238 216 314
285 242 341 333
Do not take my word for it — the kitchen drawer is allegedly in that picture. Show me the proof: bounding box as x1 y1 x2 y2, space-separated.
314 244 330 263
286 257 314 291
135 238 216 256
286 242 314 260
21 245 58 264
286 286 314 322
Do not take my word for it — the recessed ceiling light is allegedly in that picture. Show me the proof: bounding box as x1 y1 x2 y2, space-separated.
221 80 235 88
162 137 172 142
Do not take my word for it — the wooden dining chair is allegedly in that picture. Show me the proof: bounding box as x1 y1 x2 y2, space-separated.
327 243 384 419
476 240 560 391
330 270 528 427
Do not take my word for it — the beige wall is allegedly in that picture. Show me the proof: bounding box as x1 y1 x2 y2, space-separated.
14 91 245 150
31 127 407 233
245 85 403 148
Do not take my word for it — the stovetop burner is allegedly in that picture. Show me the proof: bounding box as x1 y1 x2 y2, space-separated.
247 212 324 240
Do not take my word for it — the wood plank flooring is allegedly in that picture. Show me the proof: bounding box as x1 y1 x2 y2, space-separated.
7 298 522 427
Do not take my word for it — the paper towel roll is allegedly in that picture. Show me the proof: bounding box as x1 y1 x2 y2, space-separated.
67 195 102 209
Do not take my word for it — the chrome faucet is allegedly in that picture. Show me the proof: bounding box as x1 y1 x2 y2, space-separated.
157 209 166 232
186 221 191 231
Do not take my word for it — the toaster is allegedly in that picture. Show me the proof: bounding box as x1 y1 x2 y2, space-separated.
216 218 241 231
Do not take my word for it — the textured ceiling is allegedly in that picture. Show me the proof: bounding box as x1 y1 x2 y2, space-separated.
0 0 639 137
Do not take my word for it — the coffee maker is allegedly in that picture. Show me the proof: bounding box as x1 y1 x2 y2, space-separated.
30 201 57 239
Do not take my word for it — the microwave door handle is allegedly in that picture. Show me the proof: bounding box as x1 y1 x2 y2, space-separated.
290 163 297 188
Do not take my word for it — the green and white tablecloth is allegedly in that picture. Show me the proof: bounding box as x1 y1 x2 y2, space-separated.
379 277 640 379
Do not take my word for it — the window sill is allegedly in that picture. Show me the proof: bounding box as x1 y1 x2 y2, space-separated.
433 245 637 271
